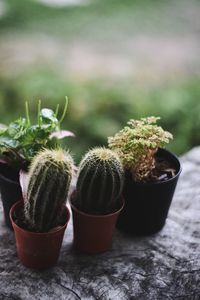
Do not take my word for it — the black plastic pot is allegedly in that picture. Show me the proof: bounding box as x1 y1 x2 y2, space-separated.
117 149 181 235
0 161 22 229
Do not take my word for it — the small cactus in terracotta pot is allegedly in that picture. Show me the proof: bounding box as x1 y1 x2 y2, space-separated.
71 147 124 254
10 148 74 269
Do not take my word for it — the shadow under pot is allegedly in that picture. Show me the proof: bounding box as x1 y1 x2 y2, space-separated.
117 148 181 235
0 161 22 229
10 201 70 270
70 193 124 254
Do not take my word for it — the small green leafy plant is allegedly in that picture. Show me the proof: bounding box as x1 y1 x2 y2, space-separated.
0 97 73 170
108 117 173 182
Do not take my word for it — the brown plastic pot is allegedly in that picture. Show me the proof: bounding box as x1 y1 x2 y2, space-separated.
70 195 124 254
10 201 70 270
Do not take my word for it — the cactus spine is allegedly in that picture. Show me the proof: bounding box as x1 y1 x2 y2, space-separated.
75 147 124 214
24 149 73 232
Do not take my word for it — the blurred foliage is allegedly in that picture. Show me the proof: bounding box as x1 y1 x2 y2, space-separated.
0 0 197 36
0 0 200 163
0 69 200 162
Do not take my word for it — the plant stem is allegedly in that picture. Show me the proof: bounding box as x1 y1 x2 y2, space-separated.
25 102 30 126
59 96 68 124
55 104 60 117
37 100 41 126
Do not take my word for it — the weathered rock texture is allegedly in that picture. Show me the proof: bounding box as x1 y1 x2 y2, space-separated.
0 148 200 300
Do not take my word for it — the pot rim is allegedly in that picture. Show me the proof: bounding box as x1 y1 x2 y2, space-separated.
128 148 182 187
70 193 124 219
10 200 70 236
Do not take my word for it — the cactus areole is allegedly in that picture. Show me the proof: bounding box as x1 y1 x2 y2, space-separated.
73 147 124 215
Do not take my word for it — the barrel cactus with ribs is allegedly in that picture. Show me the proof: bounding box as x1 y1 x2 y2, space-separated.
24 149 74 232
74 147 124 215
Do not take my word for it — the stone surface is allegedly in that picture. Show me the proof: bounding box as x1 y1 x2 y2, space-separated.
0 148 200 300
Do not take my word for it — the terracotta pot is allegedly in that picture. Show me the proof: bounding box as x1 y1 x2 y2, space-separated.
70 195 124 254
10 201 70 269
117 148 182 235
0 161 22 229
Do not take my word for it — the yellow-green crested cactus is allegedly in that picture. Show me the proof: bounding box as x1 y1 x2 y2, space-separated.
108 117 173 182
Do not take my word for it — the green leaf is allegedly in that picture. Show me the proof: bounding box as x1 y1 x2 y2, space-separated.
40 108 58 122
50 130 75 139
0 126 7 135
0 136 19 148
0 124 7 130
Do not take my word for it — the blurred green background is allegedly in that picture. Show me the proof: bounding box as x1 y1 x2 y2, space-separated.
0 0 200 162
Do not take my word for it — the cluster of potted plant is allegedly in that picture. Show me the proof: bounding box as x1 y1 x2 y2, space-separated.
0 98 74 228
9 145 124 268
0 110 181 269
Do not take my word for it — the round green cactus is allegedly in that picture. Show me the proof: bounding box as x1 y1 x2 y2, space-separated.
74 147 124 214
24 149 74 232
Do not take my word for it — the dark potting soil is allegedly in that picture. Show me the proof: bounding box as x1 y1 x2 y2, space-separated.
71 191 122 216
13 206 67 233
147 156 177 183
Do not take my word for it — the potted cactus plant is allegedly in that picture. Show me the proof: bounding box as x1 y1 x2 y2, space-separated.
10 148 74 269
0 97 74 228
70 147 124 254
108 117 181 235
